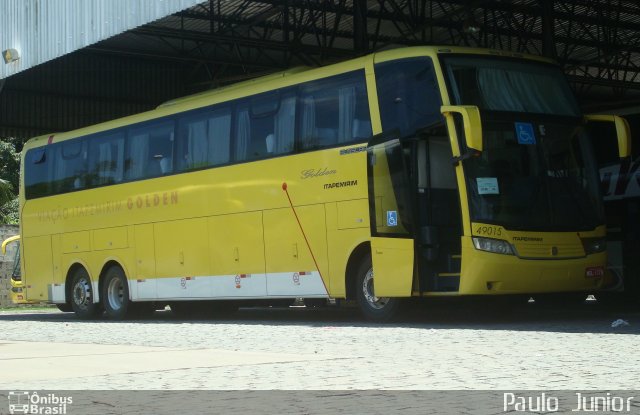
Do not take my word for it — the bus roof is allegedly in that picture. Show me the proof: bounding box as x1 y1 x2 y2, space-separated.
22 45 556 151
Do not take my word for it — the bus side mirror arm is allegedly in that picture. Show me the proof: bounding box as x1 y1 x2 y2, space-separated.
585 114 632 159
1 235 20 255
441 105 483 165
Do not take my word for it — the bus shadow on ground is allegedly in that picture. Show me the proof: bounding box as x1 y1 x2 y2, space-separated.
0 299 638 335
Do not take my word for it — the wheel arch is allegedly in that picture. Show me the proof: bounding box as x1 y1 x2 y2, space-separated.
345 241 371 300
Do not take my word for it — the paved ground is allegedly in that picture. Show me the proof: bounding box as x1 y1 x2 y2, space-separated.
0 301 639 391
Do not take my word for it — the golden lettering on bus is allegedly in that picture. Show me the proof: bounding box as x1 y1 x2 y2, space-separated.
126 191 179 211
300 168 337 180
36 201 125 223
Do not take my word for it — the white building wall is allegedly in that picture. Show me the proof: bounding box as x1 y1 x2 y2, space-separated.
0 0 205 79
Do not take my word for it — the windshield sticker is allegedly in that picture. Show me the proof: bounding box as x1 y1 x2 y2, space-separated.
386 211 398 226
477 177 499 195
515 122 536 145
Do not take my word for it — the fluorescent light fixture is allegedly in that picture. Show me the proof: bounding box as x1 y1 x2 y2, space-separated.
3 48 20 64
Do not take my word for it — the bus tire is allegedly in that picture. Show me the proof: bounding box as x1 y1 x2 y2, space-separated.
355 254 401 322
102 265 132 320
56 303 73 312
70 267 101 319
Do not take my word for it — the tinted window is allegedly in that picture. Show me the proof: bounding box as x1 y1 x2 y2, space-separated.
24 147 51 199
177 106 232 171
125 121 175 180
51 139 88 193
299 70 371 151
235 89 296 161
88 131 125 186
375 57 442 136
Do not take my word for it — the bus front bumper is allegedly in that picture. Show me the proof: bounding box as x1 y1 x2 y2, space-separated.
10 279 33 304
458 239 605 295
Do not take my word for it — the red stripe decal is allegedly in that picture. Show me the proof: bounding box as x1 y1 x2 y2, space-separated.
282 182 329 294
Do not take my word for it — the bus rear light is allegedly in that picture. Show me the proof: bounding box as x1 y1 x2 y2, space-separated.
585 266 605 278
472 237 514 255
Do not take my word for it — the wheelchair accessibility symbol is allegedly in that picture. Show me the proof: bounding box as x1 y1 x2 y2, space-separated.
386 210 398 227
515 122 536 145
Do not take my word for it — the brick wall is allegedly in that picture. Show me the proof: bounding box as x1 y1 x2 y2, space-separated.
0 225 19 307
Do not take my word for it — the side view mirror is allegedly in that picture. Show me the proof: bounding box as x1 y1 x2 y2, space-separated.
585 114 631 159
441 105 483 153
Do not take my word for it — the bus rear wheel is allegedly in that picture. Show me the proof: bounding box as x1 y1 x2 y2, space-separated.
70 267 101 319
102 266 132 320
355 254 400 322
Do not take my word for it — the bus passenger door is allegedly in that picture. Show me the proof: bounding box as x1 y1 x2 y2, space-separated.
412 129 462 292
367 135 414 297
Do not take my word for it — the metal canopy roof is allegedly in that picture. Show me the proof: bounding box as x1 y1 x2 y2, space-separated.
2 0 640 139
92 1 640 93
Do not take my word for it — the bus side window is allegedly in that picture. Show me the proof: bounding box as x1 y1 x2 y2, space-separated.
235 88 296 162
375 57 442 136
126 121 175 180
88 131 125 187
24 147 50 199
177 106 232 171
298 70 371 151
52 139 88 193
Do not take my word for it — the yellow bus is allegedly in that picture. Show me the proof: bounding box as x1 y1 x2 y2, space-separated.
16 46 630 320
1 235 30 304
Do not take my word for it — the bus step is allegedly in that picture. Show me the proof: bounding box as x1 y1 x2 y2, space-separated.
435 274 460 291
447 254 461 273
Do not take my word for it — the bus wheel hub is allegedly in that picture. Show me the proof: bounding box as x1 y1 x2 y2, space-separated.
73 280 91 308
362 269 389 309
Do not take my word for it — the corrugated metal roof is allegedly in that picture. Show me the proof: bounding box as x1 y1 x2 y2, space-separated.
0 0 206 80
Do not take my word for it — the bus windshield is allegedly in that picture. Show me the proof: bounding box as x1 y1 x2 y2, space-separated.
443 55 580 116
442 55 603 231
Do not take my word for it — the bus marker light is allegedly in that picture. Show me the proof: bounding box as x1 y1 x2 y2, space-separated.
585 266 605 278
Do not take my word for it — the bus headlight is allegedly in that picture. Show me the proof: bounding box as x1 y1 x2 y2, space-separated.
472 237 514 255
581 237 606 255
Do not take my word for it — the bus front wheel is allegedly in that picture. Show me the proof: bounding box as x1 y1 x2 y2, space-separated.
102 266 132 320
70 267 101 319
56 303 73 312
355 254 401 322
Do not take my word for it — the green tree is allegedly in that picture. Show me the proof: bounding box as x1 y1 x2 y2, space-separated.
0 139 20 224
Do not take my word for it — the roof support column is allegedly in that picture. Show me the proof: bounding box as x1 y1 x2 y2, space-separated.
540 0 557 59
353 0 368 53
